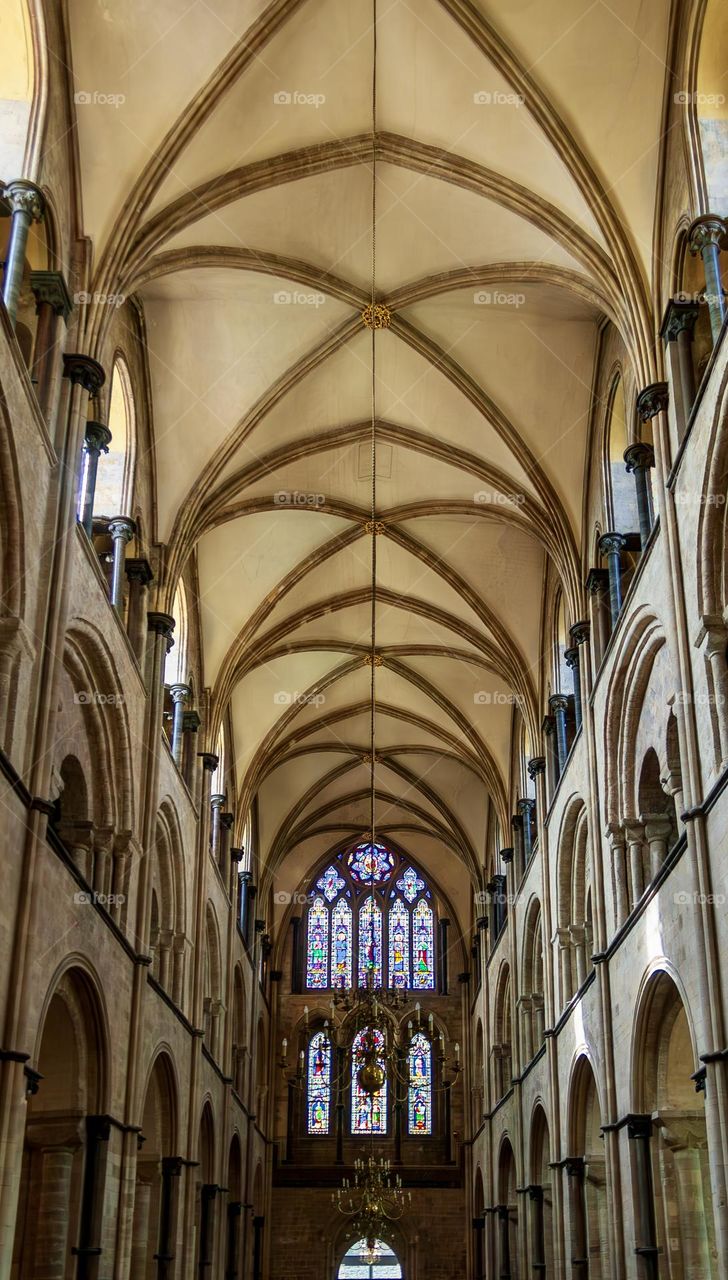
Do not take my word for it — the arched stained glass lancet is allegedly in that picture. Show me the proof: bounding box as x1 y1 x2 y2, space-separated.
412 899 435 990
388 899 409 989
358 898 383 987
306 896 328 989
332 897 353 988
351 1028 387 1135
307 1031 332 1134
408 1032 432 1135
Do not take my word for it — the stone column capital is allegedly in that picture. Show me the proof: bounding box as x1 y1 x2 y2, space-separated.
585 567 609 595
500 847 514 864
570 619 590 645
147 612 175 639
210 791 226 809
84 419 112 455
108 516 136 543
3 179 45 220
517 797 535 816
598 531 626 557
636 382 669 422
169 682 190 705
62 352 106 394
623 442 655 473
125 557 153 586
29 269 73 321
220 811 235 831
564 646 579 670
549 692 569 713
688 214 728 255
182 709 201 733
624 820 646 842
527 755 546 779
660 296 700 343
199 752 219 772
642 814 674 841
231 846 245 864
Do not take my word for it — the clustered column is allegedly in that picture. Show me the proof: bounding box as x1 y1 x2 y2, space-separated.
598 532 627 627
623 442 655 550
688 214 727 343
29 270 73 415
660 297 699 431
1 179 45 326
108 517 135 612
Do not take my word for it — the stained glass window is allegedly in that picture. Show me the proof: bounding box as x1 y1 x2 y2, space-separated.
412 899 435 990
408 1032 432 1135
338 1239 402 1279
348 842 395 885
304 848 437 991
388 899 410 988
396 866 425 903
358 897 382 986
351 1028 387 1134
306 896 329 989
331 898 353 988
317 864 346 902
307 1031 332 1134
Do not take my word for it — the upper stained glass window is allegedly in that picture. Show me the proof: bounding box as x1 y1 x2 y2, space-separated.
306 896 329 989
388 899 409 989
331 897 353 988
303 846 437 993
412 899 435 990
317 864 346 902
307 1031 332 1134
351 1028 387 1134
396 867 426 903
407 1032 432 1135
358 897 383 987
348 842 395 885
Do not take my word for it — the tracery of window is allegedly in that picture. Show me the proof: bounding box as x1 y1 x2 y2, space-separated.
303 846 436 991
306 1031 332 1135
351 1028 387 1135
408 1032 432 1135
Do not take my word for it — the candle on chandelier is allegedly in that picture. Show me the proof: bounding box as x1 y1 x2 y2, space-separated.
281 1037 287 1057
428 1012 434 1034
303 1004 309 1026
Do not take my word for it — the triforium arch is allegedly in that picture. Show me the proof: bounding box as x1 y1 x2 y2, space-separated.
555 796 593 1008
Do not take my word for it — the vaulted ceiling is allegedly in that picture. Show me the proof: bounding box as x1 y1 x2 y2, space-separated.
68 0 672 927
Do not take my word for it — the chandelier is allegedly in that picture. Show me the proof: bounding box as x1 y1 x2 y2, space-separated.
334 1157 409 1254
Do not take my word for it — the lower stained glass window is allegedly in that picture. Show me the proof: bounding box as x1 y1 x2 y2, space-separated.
351 1027 387 1134
408 1031 432 1135
307 1031 332 1134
